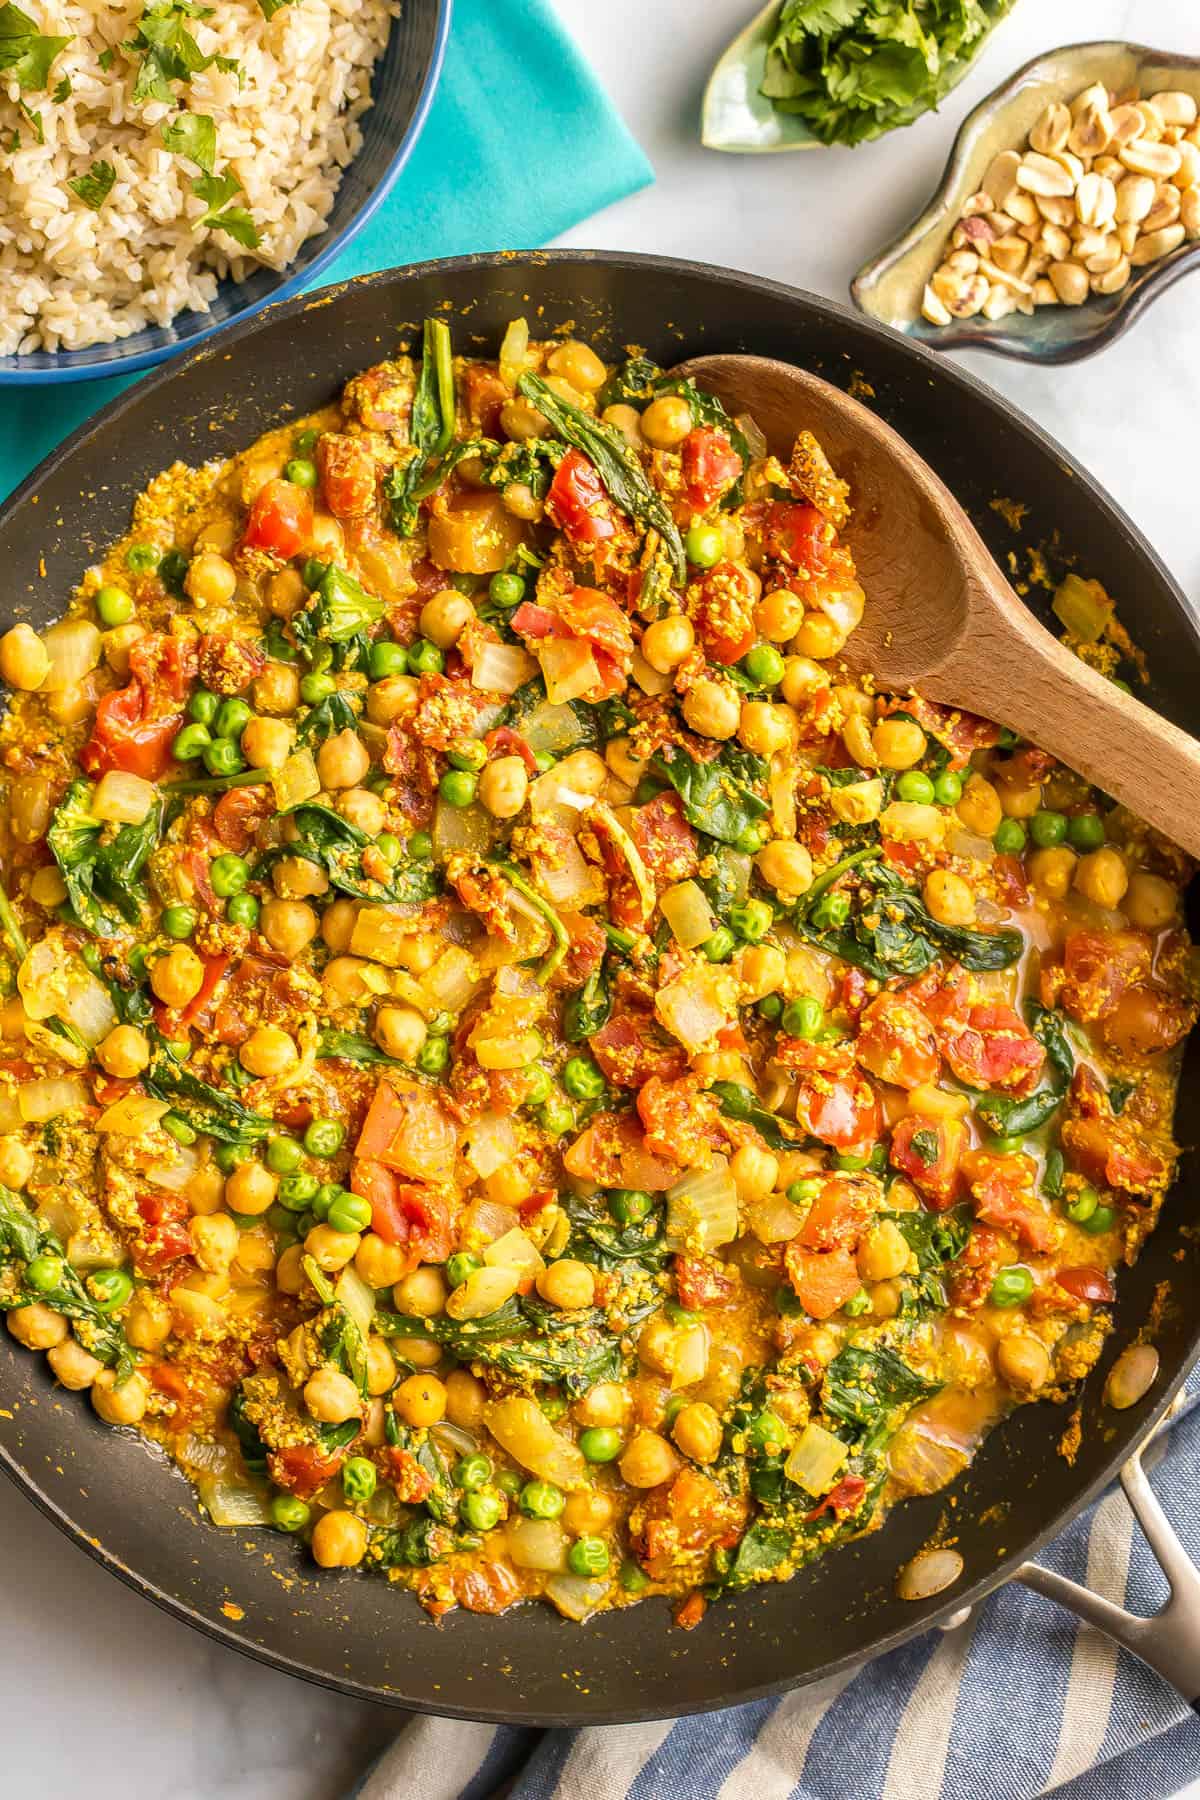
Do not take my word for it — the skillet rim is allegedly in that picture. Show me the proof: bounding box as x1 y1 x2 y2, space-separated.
1 248 1197 1725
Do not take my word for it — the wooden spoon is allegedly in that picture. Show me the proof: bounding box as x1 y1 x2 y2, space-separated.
672 352 1200 859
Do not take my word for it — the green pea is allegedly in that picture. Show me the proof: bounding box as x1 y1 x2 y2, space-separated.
341 1456 377 1503
266 1204 294 1236
743 644 785 688
304 1118 345 1160
662 1393 687 1428
610 1189 652 1226
1081 1203 1117 1235
1065 1184 1099 1225
519 1066 551 1108
446 1251 482 1288
267 1136 304 1175
203 739 245 778
842 1288 871 1316
188 688 220 727
161 1112 197 1146
896 770 935 805
462 1489 504 1532
439 769 478 808
736 822 768 854
211 853 249 898
214 697 252 741
271 1494 311 1533
172 723 213 762
214 1143 249 1175
328 1192 371 1235
787 1177 824 1206
407 829 433 861
757 993 783 1022
417 1035 451 1077
96 584 134 627
227 893 260 929
1030 810 1068 848
685 523 723 569
520 1479 565 1519
161 904 196 940
284 458 318 489
90 1267 133 1312
302 557 329 591
993 818 1027 855
810 890 850 930
408 639 444 676
619 1560 649 1594
368 641 408 679
489 571 526 606
567 1536 610 1578
781 995 822 1039
729 898 773 943
310 1183 342 1223
563 1056 605 1101
279 1171 319 1209
448 741 488 775
833 1148 871 1172
990 1266 1034 1308
495 1469 522 1498
300 671 337 704
455 1454 493 1492
931 769 963 806
540 1391 568 1422
125 543 160 574
537 1095 576 1137
26 1253 64 1293
293 427 318 456
579 1427 622 1464
702 926 736 963
1068 812 1106 851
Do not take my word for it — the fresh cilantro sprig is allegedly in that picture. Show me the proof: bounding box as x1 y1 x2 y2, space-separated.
0 1 71 93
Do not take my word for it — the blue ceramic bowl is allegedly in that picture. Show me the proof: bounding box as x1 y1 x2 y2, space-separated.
0 0 451 386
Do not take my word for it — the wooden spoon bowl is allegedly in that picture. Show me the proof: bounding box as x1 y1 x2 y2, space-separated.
673 351 1200 859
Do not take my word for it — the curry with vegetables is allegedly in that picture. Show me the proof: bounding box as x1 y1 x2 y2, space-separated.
0 318 1193 1629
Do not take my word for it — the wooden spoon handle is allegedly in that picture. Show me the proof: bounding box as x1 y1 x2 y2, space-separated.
939 589 1200 860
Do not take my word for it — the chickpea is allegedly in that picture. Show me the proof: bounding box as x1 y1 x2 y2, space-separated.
253 660 300 716
857 1220 911 1284
361 1397 387 1448
150 944 205 1009
641 614 694 673
240 1024 299 1079
500 396 550 442
304 1365 362 1424
390 1265 446 1318
0 623 49 691
366 1335 397 1397
1125 871 1178 931
7 1302 67 1350
503 481 543 522
996 1333 1052 1392
641 395 692 449
736 943 786 1004
601 403 643 447
305 1224 361 1272
0 1136 33 1189
730 1142 779 1202
419 588 474 650
755 587 805 643
242 717 292 771
29 865 67 909
225 1159 277 1218
1029 846 1077 901
1074 845 1129 909
275 1243 307 1296
792 612 847 660
781 656 827 708
366 675 419 726
573 1382 631 1430
123 1291 171 1352
318 728 370 791
956 773 1003 838
872 717 927 770
563 1489 614 1534
267 567 304 618
445 1367 487 1430
536 1258 596 1311
322 955 374 1008
479 755 529 820
756 838 814 899
371 1004 426 1064
348 1233 402 1291
272 856 330 900
339 787 387 837
682 677 740 741
91 1368 151 1425
672 1400 722 1465
738 701 793 756
321 897 358 954
312 1510 368 1569
257 898 317 962
191 1211 239 1274
619 1428 680 1489
186 1162 225 1218
47 1337 102 1391
637 1314 677 1377
96 1023 151 1079
194 516 238 555
548 340 607 392
870 1279 901 1321
394 1371 447 1427
923 869 976 927
554 749 607 797
232 1231 276 1278
996 777 1041 820
184 551 237 607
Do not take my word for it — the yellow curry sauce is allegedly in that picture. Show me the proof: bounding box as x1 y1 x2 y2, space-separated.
0 321 1193 1628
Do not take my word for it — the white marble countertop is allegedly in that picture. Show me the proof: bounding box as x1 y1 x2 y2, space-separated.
3 0 1198 1795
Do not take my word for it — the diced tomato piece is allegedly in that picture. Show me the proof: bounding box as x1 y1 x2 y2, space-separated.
894 695 1000 771
549 908 606 991
945 1224 1003 1309
629 792 699 882
1042 929 1152 1025
681 427 743 512
797 1176 876 1252
674 1254 737 1310
80 680 182 782
634 1467 749 1581
316 433 376 518
130 633 198 703
196 633 264 698
546 449 624 547
962 1149 1054 1252
557 585 635 665
563 1111 679 1192
992 854 1029 908
889 1114 966 1209
453 1561 522 1615
674 1592 708 1631
855 993 940 1089
211 783 274 851
242 477 313 559
1055 1266 1115 1305
939 1003 1044 1094
356 1082 457 1183
761 500 830 571
483 726 538 775
385 1446 434 1503
805 1473 867 1522
690 560 756 664
784 1244 861 1319
510 601 559 639
776 1036 856 1078
637 1074 725 1164
269 1443 348 1500
351 1159 399 1235
1102 984 1193 1058
793 1071 879 1155
592 1007 688 1089
909 966 972 1032
462 364 509 436
154 951 230 1037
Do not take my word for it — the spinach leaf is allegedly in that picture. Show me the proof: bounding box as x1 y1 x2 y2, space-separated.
726 1520 793 1584
478 437 561 504
884 1206 970 1272
266 802 438 905
1108 1078 1135 1116
377 1294 623 1396
517 372 687 582
228 1385 269 1470
411 317 455 456
304 1256 369 1397
562 1194 670 1275
800 860 1021 980
296 689 359 745
699 843 752 919
316 1029 406 1068
651 742 768 846
143 1044 272 1146
384 439 489 538
709 1081 804 1151
48 778 163 936
1041 1147 1065 1200
372 1516 455 1569
1025 1000 1075 1090
975 1087 1063 1140
293 563 383 651
79 945 152 1026
563 963 612 1042
822 1344 941 1448
0 1188 135 1378
598 355 662 411
0 875 28 960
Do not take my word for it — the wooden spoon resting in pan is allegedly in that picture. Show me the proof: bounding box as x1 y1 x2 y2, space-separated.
671 352 1200 859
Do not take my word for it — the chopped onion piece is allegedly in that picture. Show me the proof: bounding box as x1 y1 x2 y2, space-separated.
182 1434 234 1478
770 760 796 838
422 946 482 1015
146 1144 201 1193
947 827 994 864
483 1227 545 1278
464 1198 521 1243
499 316 532 390
671 1321 710 1390
630 649 672 697
19 1075 89 1123
666 1154 738 1250
41 619 101 692
484 1397 586 1490
196 1474 274 1528
335 1265 376 1338
521 700 589 757
431 1420 479 1461
538 638 600 705
506 1516 569 1572
445 1265 521 1320
736 410 768 460
0 1092 21 1134
471 639 538 697
655 964 733 1053
545 1573 609 1621
92 769 156 825
532 833 604 907
897 1547 964 1602
61 972 117 1047
463 1110 516 1178
747 1192 804 1246
660 880 717 951
272 749 320 810
433 796 492 860
785 1422 848 1496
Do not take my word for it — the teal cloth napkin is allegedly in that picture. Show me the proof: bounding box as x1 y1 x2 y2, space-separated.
0 0 652 499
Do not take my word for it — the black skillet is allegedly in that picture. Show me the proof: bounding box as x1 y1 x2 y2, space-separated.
1 252 1198 1724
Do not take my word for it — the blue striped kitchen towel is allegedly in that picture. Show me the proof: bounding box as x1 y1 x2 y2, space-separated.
353 1377 1200 1800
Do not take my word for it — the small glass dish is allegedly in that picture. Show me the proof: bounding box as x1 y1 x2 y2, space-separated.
851 41 1200 364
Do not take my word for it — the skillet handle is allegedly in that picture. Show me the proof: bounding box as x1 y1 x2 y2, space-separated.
1014 1438 1200 1710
